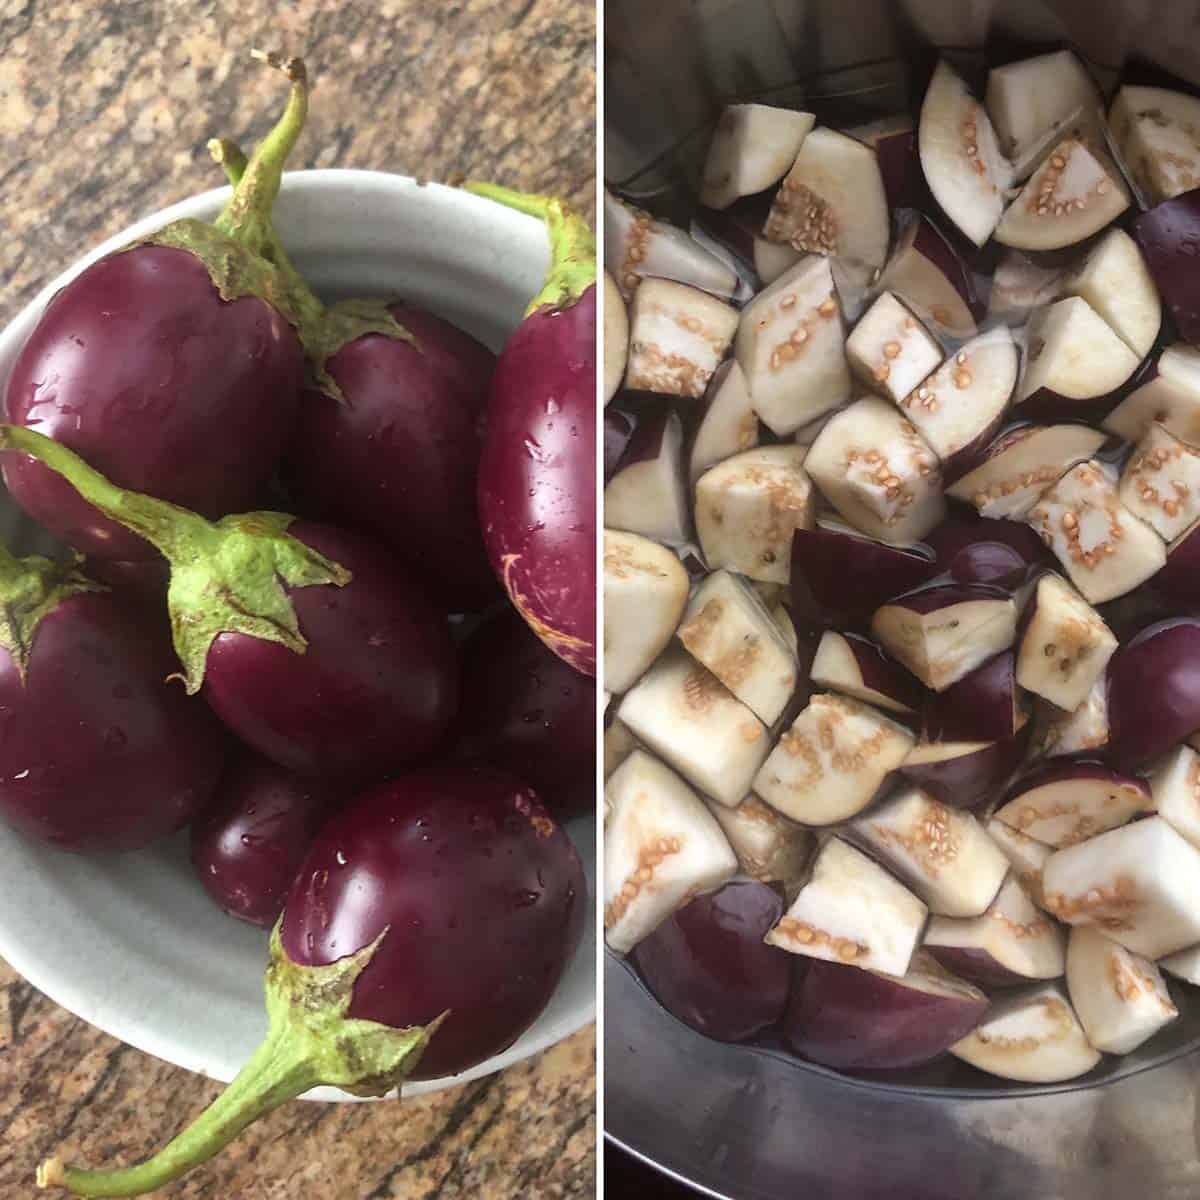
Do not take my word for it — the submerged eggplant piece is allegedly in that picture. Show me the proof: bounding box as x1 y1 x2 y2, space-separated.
633 880 792 1042
617 646 769 807
1103 344 1200 446
987 250 1066 325
1119 422 1200 541
734 254 852 436
848 786 1008 917
689 359 759 485
919 60 1013 247
947 423 1107 520
898 723 1030 810
994 763 1153 848
604 410 690 546
1108 618 1200 769
765 837 928 976
1016 573 1117 711
925 876 1067 987
898 327 1017 464
706 794 813 885
604 749 738 954
845 292 943 407
694 445 815 585
809 630 922 714
1064 228 1161 359
605 191 738 301
677 570 799 726
624 277 739 398
753 692 914 825
700 104 814 210
763 126 890 271
1018 297 1140 409
1025 460 1165 604
871 583 1018 692
986 816 1053 908
993 139 1128 252
805 397 945 546
784 951 987 1071
604 271 629 403
603 530 690 695
1042 816 1200 958
1109 86 1200 207
950 984 1100 1083
1066 925 1178 1054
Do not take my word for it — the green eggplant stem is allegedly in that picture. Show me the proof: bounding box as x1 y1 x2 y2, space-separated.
461 181 596 315
213 50 308 257
208 137 248 188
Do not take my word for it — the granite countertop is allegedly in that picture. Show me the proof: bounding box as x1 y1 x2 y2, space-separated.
0 2 595 1196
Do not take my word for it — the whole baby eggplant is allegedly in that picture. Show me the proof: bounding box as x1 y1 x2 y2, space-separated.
37 767 586 1196
455 607 596 817
0 426 457 779
2 53 311 561
467 183 597 675
0 548 225 852
190 755 341 927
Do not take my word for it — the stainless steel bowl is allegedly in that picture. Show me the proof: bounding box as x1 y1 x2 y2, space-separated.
605 1 1200 1192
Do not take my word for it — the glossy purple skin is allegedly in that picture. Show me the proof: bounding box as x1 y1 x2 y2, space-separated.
907 215 986 320
876 132 925 214
84 556 171 617
280 767 586 1079
925 652 1017 743
883 581 1010 615
190 756 339 927
201 521 457 779
632 882 789 1043
791 526 935 629
3 246 303 561
478 285 596 675
838 633 925 712
1134 189 1200 348
0 591 226 852
1003 759 1150 806
612 405 672 471
1108 618 1200 769
784 958 987 1070
1016 350 1158 426
1155 520 1200 607
286 304 497 613
454 608 595 818
924 945 1032 989
897 722 1031 809
604 407 637 482
925 510 1048 589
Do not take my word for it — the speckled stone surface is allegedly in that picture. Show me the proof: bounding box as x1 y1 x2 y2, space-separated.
0 1 595 1196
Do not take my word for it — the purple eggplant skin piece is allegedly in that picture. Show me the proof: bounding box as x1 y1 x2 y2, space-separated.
1002 758 1149 805
283 767 587 1080
467 186 596 676
604 406 638 482
285 304 498 613
784 957 988 1071
454 608 595 818
925 651 1017 743
1155 520 1200 609
35 768 586 1195
897 721 1032 810
190 755 341 928
1108 618 1200 771
633 881 790 1043
0 559 227 853
203 521 457 779
1134 189 1200 349
925 509 1051 590
2 60 312 563
923 945 1030 990
1017 350 1160 427
838 632 927 712
790 525 936 630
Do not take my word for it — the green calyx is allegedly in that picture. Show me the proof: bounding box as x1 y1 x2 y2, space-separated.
0 425 351 694
208 137 418 402
461 181 596 316
36 925 441 1197
137 52 310 329
0 549 106 682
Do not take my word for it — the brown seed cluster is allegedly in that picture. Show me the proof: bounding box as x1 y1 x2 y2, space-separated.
961 107 988 178
1042 874 1139 930
604 835 682 928
871 799 959 879
620 201 654 294
767 179 840 255
682 666 725 714
974 996 1072 1050
627 340 713 399
990 907 1051 940
1128 440 1196 521
774 916 866 961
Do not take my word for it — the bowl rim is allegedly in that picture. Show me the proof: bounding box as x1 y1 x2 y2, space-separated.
0 167 597 1101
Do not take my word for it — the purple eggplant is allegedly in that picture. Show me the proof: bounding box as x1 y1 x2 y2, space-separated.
604 406 637 482
0 548 225 852
37 767 585 1195
2 53 309 562
467 183 597 676
0 426 457 779
924 651 1020 744
632 881 790 1043
190 756 340 927
1133 187 1200 347
924 510 1049 589
454 608 595 818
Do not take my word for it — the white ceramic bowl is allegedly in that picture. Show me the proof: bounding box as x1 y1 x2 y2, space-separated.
0 170 597 1100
